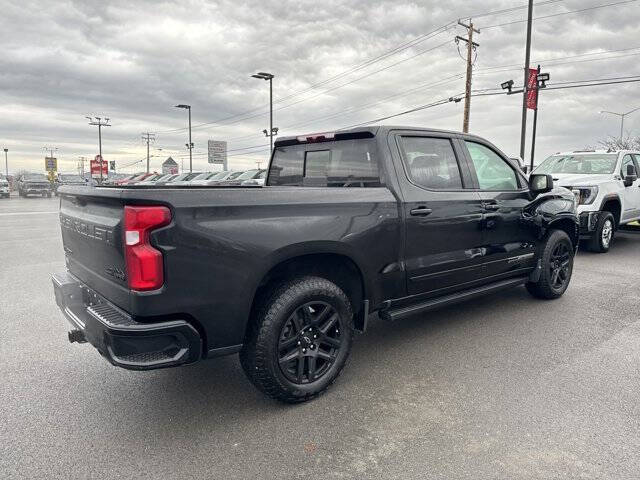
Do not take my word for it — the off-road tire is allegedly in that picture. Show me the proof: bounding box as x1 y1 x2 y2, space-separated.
526 229 574 299
587 211 615 253
240 276 354 403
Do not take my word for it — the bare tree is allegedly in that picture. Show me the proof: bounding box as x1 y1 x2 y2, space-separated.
596 134 640 151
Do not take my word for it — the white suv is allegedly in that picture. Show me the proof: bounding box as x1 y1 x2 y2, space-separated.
533 150 640 252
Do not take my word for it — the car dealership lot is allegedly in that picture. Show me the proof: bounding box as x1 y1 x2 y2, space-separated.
2 196 639 479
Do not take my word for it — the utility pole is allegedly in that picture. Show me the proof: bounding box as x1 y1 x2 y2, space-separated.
3 148 8 177
456 20 480 133
43 146 58 159
519 0 534 160
86 116 111 182
142 132 156 173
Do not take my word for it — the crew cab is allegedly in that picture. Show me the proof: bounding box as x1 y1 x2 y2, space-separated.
18 173 52 197
533 150 640 252
52 126 578 403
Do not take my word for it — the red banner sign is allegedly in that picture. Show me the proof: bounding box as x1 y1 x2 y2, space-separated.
526 68 538 110
90 155 108 178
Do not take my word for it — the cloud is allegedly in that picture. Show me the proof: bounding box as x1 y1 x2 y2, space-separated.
0 0 639 173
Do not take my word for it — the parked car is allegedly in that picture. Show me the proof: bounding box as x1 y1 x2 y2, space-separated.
54 173 86 195
217 169 266 186
165 172 204 186
206 170 244 185
114 174 141 185
18 173 52 197
188 171 225 186
130 173 163 186
0 177 9 198
532 150 640 252
241 170 267 186
52 126 578 403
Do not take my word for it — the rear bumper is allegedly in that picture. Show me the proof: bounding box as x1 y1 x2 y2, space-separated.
52 271 202 370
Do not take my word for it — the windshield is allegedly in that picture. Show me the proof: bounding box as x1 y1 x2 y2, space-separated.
534 154 618 175
58 174 83 182
24 174 48 181
236 169 260 180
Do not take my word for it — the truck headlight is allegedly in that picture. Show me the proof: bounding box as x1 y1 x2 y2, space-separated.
571 186 598 205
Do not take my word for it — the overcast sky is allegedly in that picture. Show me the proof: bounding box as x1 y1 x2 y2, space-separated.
1 0 639 174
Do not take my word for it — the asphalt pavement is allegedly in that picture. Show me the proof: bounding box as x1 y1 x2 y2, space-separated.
2 194 639 479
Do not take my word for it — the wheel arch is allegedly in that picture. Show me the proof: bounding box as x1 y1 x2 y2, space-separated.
547 216 579 250
600 195 622 227
249 243 370 334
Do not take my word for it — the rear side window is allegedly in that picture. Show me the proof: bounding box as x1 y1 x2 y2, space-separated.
398 136 463 190
267 139 381 187
465 141 519 191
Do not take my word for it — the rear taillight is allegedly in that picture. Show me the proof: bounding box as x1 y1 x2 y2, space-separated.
123 205 171 291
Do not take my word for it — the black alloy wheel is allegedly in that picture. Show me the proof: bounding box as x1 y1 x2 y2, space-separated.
549 241 571 291
277 301 344 385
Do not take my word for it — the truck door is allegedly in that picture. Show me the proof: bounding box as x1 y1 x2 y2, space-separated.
391 133 485 296
460 140 537 279
620 154 640 221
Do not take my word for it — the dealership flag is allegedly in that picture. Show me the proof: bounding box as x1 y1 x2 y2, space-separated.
526 68 538 110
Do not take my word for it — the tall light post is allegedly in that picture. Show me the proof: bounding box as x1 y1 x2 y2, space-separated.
3 148 8 177
599 107 640 140
251 72 276 156
87 116 111 182
174 105 193 172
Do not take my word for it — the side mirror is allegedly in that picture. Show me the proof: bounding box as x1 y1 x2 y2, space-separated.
529 174 553 194
624 164 637 186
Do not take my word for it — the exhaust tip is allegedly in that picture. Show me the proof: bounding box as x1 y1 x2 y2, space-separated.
68 329 86 344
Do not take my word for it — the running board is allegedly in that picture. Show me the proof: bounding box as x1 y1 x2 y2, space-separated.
380 277 528 322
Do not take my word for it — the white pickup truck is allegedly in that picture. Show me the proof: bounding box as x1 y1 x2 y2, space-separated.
533 150 640 252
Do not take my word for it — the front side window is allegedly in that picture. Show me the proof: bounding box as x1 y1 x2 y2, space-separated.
398 136 462 190
268 139 381 187
465 141 518 191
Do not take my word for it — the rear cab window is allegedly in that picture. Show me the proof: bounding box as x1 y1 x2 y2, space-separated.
267 138 381 187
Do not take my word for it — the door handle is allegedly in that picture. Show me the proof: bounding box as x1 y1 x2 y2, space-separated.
410 206 433 216
483 203 500 211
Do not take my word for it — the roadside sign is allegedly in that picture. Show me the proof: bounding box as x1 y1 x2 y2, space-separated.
208 140 227 167
526 68 538 110
90 155 108 178
45 157 57 172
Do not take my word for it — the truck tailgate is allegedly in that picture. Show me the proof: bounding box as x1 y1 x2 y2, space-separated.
59 192 130 310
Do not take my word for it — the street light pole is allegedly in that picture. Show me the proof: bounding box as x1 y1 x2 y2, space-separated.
174 105 193 172
251 72 276 156
600 107 640 140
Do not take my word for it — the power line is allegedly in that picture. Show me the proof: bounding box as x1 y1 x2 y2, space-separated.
153 1 576 136
483 0 639 29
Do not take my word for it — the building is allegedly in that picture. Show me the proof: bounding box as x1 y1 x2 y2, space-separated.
162 157 179 174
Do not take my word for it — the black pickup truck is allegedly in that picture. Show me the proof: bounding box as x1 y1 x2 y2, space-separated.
52 126 578 403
